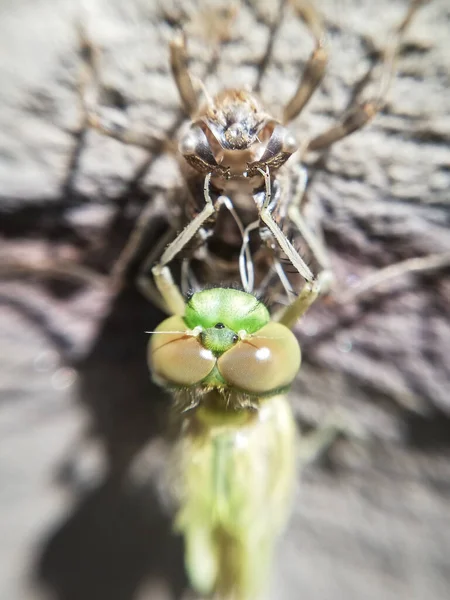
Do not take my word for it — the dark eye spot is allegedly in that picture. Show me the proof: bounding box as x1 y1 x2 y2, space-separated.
232 334 238 343
215 322 225 329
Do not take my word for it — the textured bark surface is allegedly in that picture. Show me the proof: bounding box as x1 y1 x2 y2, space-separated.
1 1 450 599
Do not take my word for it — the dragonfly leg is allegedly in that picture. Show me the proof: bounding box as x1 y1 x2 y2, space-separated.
274 281 319 329
282 0 328 124
77 27 167 152
280 162 335 293
336 252 450 304
282 0 429 299
253 166 322 327
303 0 427 155
257 167 315 285
169 30 200 118
151 173 216 315
136 227 179 313
298 408 369 468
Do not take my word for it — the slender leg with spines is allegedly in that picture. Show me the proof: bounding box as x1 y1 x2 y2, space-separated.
281 0 437 301
257 167 317 285
337 252 450 303
78 28 167 151
169 31 200 118
283 0 328 124
302 0 428 155
278 160 335 293
151 174 217 314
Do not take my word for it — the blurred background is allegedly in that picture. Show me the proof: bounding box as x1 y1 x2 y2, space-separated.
1 0 449 599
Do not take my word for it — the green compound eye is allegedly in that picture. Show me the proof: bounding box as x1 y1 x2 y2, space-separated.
148 290 301 396
148 316 216 387
217 322 301 395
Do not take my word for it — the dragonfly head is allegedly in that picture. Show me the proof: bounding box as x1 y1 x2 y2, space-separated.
148 289 301 398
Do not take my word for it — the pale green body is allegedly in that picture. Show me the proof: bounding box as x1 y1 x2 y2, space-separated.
149 289 306 599
172 390 297 600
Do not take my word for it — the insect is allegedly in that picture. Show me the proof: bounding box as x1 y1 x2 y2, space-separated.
80 0 440 317
134 2 445 598
147 193 321 598
0 1 450 600
81 3 322 307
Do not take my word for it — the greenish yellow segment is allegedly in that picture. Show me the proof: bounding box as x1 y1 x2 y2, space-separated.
173 391 297 600
184 288 270 333
148 288 304 598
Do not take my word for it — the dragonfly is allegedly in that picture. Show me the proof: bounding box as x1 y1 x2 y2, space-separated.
1 2 448 600
146 171 323 598
71 1 450 598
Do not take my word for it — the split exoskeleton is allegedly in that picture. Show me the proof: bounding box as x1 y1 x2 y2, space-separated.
80 0 429 314
151 0 329 309
75 2 435 599
146 0 428 315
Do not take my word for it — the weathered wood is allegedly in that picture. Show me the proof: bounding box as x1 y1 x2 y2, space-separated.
0 1 449 599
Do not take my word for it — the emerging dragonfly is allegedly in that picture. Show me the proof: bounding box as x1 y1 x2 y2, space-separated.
0 2 449 599
147 181 321 598
75 1 445 598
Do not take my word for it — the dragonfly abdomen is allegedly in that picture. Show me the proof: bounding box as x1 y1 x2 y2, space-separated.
174 393 297 599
